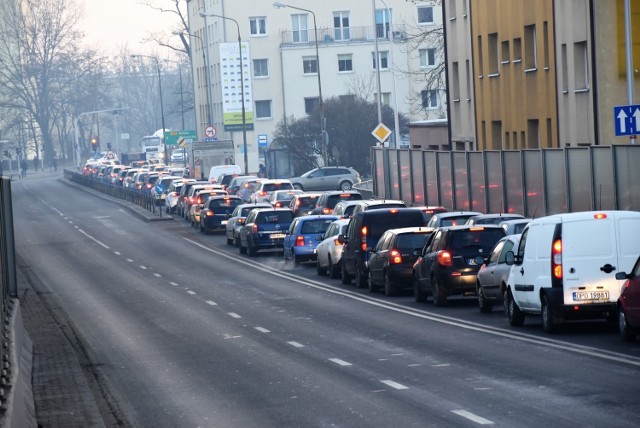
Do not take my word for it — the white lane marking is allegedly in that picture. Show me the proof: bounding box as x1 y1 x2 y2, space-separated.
126 259 133 263
433 364 450 367
186 290 196 295
182 237 640 368
288 341 304 348
205 300 217 306
113 251 121 255
51 206 64 216
255 327 270 333
153 273 162 278
329 358 352 367
380 380 408 390
139 265 147 270
74 225 79 229
78 229 110 249
228 312 241 318
170 282 179 286
68 221 73 224
452 410 494 425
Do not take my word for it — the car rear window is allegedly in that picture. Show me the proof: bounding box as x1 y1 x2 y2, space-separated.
326 193 363 208
440 216 473 227
450 229 506 253
257 211 293 224
475 216 522 225
301 219 333 234
367 212 425 241
263 182 293 192
276 192 298 201
365 203 406 211
396 233 432 251
209 198 242 209
298 196 319 209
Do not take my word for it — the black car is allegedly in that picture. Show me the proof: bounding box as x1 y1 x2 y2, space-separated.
199 195 242 234
412 225 506 306
367 227 434 296
311 191 363 215
340 208 428 288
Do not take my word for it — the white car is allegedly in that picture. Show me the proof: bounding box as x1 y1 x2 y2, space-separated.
249 179 294 203
315 219 350 278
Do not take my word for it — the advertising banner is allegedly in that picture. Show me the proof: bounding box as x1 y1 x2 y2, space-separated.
220 42 254 131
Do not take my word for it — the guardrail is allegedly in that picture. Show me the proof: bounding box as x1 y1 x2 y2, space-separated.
64 170 164 217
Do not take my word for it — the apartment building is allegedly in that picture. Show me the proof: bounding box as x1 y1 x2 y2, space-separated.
186 0 445 172
445 0 640 151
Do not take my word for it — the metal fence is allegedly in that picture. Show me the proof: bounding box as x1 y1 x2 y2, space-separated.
372 145 640 216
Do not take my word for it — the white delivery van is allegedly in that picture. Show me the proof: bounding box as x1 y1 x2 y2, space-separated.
208 164 241 183
505 210 640 333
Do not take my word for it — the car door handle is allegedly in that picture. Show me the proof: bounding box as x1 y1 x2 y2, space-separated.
519 268 524 275
600 264 616 274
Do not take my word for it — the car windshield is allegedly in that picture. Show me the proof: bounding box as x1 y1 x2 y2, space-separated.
300 219 333 234
263 182 293 192
326 193 362 209
450 229 506 252
298 196 319 209
257 211 293 224
396 233 432 251
513 223 528 234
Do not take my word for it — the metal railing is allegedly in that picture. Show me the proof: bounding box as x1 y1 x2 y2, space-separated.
278 24 407 46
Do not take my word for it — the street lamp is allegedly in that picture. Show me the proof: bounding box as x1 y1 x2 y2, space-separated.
378 0 400 148
131 54 167 162
198 11 250 175
273 2 328 166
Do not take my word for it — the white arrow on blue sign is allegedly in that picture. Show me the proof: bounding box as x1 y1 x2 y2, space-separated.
614 105 640 136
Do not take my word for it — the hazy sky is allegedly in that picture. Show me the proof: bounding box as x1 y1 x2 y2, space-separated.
77 0 180 56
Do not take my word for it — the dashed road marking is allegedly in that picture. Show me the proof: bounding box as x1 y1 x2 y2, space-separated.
186 290 196 295
433 364 450 367
78 229 110 249
452 410 494 425
113 251 121 255
329 358 352 367
126 259 133 263
380 380 408 390
170 282 179 286
205 300 217 306
139 265 147 270
228 312 241 318
255 327 270 333
288 341 304 348
153 273 162 278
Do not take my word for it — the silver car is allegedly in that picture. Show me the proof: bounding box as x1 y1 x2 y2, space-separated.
291 167 360 191
476 234 521 313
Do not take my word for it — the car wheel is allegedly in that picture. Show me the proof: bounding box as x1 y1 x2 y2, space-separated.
413 274 427 302
384 271 398 297
367 271 378 293
329 258 340 279
505 289 525 327
226 236 233 245
355 264 367 289
341 261 352 285
619 307 638 341
339 181 352 191
247 240 257 257
234 234 240 247
477 282 492 313
541 294 561 333
431 277 447 307
293 253 301 265
239 240 247 254
316 261 324 276
293 183 304 191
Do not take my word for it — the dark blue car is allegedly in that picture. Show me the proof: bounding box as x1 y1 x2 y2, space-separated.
199 195 242 234
283 215 338 264
239 208 294 256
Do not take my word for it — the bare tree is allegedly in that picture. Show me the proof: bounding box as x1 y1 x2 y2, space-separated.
140 0 191 59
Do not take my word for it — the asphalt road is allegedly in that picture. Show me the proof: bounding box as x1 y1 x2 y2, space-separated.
11 176 640 427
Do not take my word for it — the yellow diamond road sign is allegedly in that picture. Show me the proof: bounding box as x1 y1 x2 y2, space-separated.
372 123 392 143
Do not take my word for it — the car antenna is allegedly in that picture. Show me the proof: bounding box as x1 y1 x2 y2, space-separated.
531 205 538 220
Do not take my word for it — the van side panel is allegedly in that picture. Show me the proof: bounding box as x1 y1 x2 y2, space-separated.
617 217 640 273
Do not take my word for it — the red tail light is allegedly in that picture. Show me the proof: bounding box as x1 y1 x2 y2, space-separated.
361 226 368 251
259 191 267 196
196 196 202 204
147 184 152 189
437 250 453 267
275 202 282 208
389 249 402 264
334 239 342 245
552 238 562 279
296 235 305 246
252 224 258 233
238 218 246 224
323 208 332 214
205 210 214 217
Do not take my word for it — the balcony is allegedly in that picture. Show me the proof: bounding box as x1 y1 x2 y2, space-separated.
278 24 407 47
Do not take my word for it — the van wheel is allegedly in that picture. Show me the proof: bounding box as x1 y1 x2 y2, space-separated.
505 289 525 326
477 283 492 313
619 308 638 341
339 181 352 191
355 265 367 288
384 272 398 296
542 294 562 333
328 257 340 279
431 277 447 307
367 271 378 293
341 262 352 285
414 274 427 303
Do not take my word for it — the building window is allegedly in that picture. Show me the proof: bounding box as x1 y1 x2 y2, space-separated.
292 14 309 43
338 54 353 72
305 97 319 114
513 37 522 62
477 35 483 76
419 48 436 68
524 24 537 70
333 11 350 41
253 59 268 78
561 44 568 92
527 119 539 148
249 17 266 36
421 89 438 109
255 100 272 119
488 32 499 75
417 6 434 25
374 92 391 106
501 40 510 63
372 51 389 70
574 41 589 90
303 56 318 74
465 60 471 100
543 21 550 69
452 62 460 101
375 9 392 38
491 121 502 149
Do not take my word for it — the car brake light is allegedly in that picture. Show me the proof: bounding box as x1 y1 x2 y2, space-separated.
196 197 202 204
238 218 245 224
594 213 607 219
389 209 399 214
469 227 485 231
334 239 341 246
252 224 258 233
259 191 267 196
323 208 332 214
275 202 282 208
552 238 562 279
390 249 402 264
361 226 367 251
437 250 453 267
205 210 214 217
296 235 305 246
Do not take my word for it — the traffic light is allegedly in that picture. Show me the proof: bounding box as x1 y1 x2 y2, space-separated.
91 137 98 151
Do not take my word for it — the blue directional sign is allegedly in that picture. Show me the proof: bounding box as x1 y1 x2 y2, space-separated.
614 104 640 136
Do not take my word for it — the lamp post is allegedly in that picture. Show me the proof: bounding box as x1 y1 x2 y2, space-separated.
273 2 328 166
131 54 167 162
379 0 400 148
199 11 250 175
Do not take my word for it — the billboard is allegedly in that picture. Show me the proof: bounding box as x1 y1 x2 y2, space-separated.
220 41 254 131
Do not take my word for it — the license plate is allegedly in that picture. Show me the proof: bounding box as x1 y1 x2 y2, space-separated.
572 291 609 301
272 233 285 239
221 220 227 225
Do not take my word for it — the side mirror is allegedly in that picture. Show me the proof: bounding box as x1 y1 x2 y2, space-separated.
615 272 630 280
505 251 515 266
337 234 346 244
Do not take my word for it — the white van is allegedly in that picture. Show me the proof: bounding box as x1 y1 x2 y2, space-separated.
504 210 640 333
208 164 242 183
